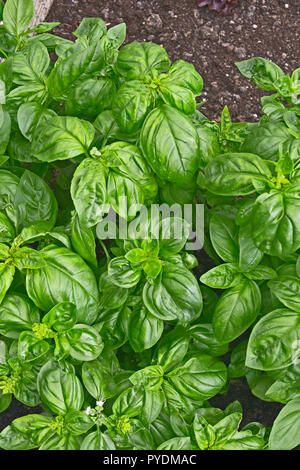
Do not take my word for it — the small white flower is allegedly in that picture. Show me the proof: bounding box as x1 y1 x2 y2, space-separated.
85 406 91 415
96 399 105 407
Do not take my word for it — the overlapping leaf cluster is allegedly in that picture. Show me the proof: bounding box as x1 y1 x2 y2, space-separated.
0 0 299 451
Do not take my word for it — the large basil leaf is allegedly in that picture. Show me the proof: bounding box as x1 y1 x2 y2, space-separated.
32 116 95 162
14 170 57 231
269 398 300 450
128 306 163 352
242 121 300 161
0 293 39 338
116 41 170 79
64 77 116 120
47 42 105 100
3 0 34 36
167 354 227 401
251 188 300 257
246 309 300 371
268 276 300 312
37 360 84 415
26 245 100 324
202 153 272 195
213 279 261 344
17 102 56 141
143 261 202 322
71 157 107 227
140 105 200 185
113 80 154 133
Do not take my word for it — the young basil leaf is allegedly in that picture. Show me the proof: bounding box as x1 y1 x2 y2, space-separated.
130 365 164 391
236 57 284 91
193 414 215 450
108 256 141 288
65 324 103 361
42 302 77 332
200 263 242 289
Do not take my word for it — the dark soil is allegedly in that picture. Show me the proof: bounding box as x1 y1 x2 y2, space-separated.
0 0 298 436
46 0 300 122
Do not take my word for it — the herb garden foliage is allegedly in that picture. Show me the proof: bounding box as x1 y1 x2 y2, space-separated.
0 0 298 452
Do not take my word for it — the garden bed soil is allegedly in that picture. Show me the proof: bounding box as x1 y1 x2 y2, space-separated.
46 0 300 122
0 0 299 435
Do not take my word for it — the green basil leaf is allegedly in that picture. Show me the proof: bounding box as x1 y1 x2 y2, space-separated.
3 0 34 37
32 116 95 162
81 430 115 450
116 41 170 79
128 306 163 352
213 279 261 344
140 104 200 186
26 245 100 324
0 263 15 304
246 308 300 371
42 302 77 332
66 324 103 361
37 359 84 415
143 261 202 322
71 214 97 268
200 263 242 289
108 256 141 288
269 398 300 450
71 157 107 227
47 42 105 100
113 80 154 133
14 169 58 231
167 354 227 401
202 153 271 196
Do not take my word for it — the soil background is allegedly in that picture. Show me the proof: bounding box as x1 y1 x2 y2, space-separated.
1 0 299 435
46 0 300 122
